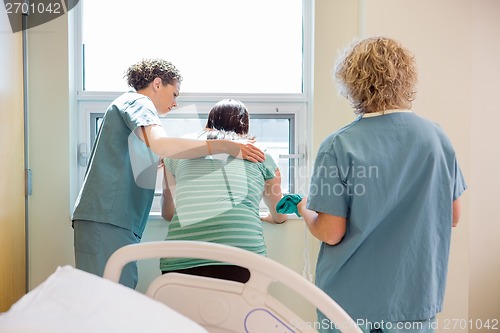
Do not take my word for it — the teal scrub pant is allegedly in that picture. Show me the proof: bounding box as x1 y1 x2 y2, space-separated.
74 220 140 289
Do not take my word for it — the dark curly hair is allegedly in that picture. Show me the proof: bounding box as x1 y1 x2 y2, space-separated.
125 58 183 91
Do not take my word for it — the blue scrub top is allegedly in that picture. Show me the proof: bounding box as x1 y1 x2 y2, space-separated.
72 92 162 237
308 111 467 324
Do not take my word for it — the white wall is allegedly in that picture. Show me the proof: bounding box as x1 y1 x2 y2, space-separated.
25 0 499 331
26 14 75 287
470 0 500 328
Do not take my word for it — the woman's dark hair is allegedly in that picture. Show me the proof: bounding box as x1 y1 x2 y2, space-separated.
205 99 250 135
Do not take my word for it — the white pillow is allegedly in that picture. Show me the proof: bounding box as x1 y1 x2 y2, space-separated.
0 265 207 333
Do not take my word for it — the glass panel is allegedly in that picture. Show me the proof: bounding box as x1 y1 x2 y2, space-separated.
161 116 291 193
90 114 291 210
250 118 291 194
82 0 303 94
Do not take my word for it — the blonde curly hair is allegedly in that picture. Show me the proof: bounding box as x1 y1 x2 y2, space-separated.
125 58 183 91
334 37 417 115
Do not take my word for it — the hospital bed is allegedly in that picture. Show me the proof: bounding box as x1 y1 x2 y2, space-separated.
103 240 362 333
0 264 207 333
0 241 362 333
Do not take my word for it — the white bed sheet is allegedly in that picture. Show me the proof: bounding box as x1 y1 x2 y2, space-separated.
0 265 208 333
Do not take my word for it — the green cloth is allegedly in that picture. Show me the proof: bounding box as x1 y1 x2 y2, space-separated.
276 194 303 217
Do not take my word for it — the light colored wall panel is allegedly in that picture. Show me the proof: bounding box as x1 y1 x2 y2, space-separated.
470 0 500 330
312 0 359 155
0 10 26 311
26 14 75 288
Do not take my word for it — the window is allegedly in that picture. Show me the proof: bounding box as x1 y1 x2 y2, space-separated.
76 0 312 216
81 0 305 94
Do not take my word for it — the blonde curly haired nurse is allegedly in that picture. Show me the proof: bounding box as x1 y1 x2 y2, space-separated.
297 37 467 332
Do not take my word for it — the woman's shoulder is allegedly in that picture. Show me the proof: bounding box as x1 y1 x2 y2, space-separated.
252 150 279 173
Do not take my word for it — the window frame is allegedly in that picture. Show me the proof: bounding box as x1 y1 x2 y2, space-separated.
73 0 313 218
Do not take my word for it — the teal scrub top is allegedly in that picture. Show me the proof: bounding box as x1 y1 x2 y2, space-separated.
72 92 162 237
308 112 467 324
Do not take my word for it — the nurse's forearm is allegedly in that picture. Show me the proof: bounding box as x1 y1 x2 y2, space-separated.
153 137 211 159
146 125 265 162
452 198 461 227
154 137 265 161
297 199 346 245
298 204 324 242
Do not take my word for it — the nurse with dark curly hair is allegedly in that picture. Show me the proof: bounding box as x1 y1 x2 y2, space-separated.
72 59 265 289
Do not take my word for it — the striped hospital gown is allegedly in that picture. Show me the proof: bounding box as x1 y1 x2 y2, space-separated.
159 152 277 272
